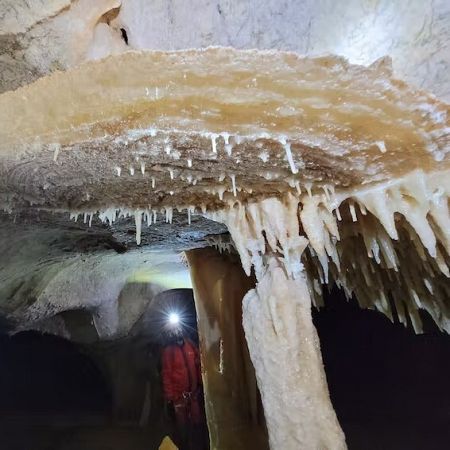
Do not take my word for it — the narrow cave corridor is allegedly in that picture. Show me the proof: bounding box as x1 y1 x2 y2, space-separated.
0 331 111 416
0 331 112 449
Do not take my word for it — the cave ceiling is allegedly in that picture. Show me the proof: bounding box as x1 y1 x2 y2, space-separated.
0 0 449 340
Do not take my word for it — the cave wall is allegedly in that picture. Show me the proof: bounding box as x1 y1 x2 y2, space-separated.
0 220 191 340
1 0 449 101
186 247 268 450
116 0 450 102
0 0 127 92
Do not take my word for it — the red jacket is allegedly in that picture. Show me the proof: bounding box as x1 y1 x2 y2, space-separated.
161 338 202 403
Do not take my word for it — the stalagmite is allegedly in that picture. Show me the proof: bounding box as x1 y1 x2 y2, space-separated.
243 256 345 449
208 194 346 448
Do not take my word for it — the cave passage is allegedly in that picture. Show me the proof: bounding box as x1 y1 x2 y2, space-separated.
0 251 449 450
0 288 210 450
0 331 112 450
315 289 450 450
0 331 111 416
0 2 449 448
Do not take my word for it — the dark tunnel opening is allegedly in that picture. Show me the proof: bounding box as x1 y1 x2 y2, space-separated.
314 289 450 450
0 331 112 450
143 288 210 450
0 331 111 416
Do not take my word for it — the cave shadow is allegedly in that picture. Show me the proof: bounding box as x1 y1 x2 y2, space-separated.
0 331 112 419
0 331 112 450
315 288 450 450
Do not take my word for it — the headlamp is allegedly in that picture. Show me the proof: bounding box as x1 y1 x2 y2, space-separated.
168 312 180 326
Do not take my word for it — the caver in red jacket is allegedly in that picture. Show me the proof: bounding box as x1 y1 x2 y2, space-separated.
161 338 203 425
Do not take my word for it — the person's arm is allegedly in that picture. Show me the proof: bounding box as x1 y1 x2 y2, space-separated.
161 348 176 402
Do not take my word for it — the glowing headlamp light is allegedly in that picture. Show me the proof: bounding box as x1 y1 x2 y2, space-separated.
168 312 180 326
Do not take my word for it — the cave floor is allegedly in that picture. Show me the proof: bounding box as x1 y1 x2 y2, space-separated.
0 414 169 450
1 415 448 450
